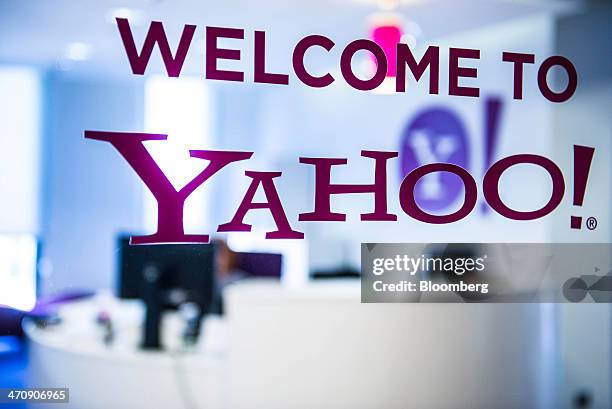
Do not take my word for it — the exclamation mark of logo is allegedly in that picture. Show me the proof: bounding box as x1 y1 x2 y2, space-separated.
481 97 503 212
570 145 595 229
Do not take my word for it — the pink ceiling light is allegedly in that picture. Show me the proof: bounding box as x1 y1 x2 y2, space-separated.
370 14 403 78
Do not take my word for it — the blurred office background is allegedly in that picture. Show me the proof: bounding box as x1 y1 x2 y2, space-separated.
0 0 610 408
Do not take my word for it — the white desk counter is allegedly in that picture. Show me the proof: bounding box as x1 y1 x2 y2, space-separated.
24 294 228 409
225 279 554 409
25 280 555 409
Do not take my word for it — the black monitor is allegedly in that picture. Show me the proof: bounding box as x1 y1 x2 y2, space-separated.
117 236 215 350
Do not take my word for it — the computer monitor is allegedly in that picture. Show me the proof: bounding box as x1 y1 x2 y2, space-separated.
235 252 282 278
117 236 215 350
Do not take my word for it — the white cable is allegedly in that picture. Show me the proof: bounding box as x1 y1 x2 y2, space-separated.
170 348 198 409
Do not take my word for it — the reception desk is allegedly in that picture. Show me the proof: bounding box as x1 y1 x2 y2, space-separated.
24 295 228 409
25 279 555 409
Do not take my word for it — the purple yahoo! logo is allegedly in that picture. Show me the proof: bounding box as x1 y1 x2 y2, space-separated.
84 104 590 244
400 107 470 212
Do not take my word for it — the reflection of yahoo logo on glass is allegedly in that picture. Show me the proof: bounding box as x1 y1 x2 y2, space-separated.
400 98 503 212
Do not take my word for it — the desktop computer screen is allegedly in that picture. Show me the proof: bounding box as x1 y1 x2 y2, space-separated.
117 237 216 349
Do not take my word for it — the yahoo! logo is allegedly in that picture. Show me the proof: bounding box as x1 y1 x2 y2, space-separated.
400 97 503 212
400 107 470 212
84 131 594 245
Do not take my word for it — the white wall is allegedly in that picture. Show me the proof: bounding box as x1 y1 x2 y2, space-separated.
40 72 145 295
551 8 612 409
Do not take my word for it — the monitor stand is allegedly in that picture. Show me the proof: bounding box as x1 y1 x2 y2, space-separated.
141 265 163 350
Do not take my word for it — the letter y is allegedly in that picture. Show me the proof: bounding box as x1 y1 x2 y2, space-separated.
85 131 252 244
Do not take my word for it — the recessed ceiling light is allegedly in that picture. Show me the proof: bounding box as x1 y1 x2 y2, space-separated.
106 7 144 26
65 42 92 61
